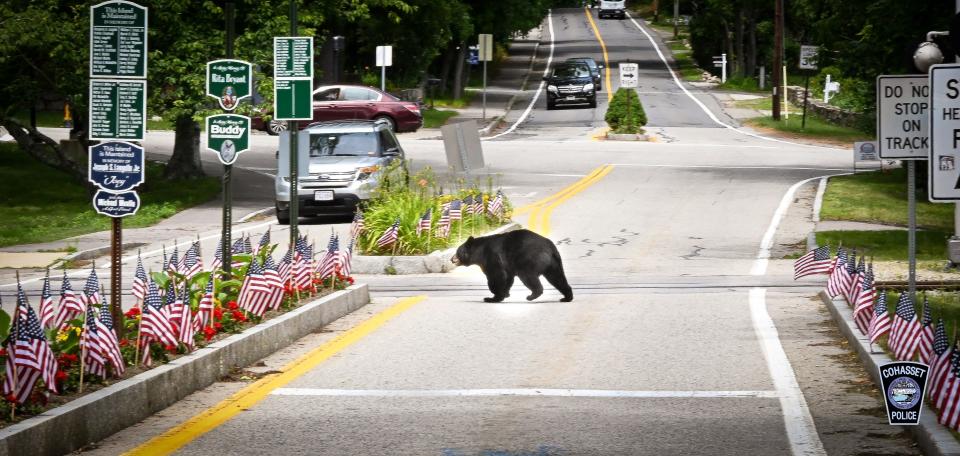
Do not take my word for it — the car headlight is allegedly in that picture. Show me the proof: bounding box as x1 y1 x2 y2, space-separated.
356 165 380 180
547 84 558 93
583 83 595 92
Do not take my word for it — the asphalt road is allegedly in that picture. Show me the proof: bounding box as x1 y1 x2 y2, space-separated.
60 8 922 456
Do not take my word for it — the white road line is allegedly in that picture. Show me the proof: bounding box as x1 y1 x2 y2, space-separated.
483 10 555 141
812 177 828 223
611 164 852 172
270 388 779 399
624 12 842 152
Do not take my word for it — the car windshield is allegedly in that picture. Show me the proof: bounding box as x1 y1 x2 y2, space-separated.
569 59 596 70
553 65 590 78
309 132 379 157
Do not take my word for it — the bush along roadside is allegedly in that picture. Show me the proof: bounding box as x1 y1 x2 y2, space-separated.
356 162 511 256
605 88 647 134
0 232 354 425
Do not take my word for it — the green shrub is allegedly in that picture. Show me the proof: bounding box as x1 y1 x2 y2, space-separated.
605 88 647 134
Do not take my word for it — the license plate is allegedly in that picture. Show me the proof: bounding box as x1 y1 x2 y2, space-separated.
314 190 334 201
566 95 576 100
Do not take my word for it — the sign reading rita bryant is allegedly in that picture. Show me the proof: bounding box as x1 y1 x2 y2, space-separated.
89 141 144 192
206 59 252 111
205 114 250 165
92 190 140 218
879 361 929 425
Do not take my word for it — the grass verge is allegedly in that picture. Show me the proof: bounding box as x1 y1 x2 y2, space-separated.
421 109 458 128
821 168 953 231
0 143 220 247
11 111 172 130
815 230 949 261
744 112 871 144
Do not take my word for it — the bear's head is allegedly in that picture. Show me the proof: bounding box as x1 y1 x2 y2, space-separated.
451 236 476 266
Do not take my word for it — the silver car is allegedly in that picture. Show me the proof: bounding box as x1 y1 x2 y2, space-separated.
275 119 404 223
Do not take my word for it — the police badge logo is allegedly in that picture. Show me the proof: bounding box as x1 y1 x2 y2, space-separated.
879 361 929 425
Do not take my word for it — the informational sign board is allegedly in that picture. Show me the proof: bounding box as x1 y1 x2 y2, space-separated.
929 65 960 201
619 63 638 89
90 0 147 78
88 141 144 192
92 189 140 218
798 45 819 71
441 120 485 173
876 75 928 160
206 59 252 111
274 36 313 121
853 141 880 164
878 361 929 426
89 79 147 141
205 114 250 165
376 45 393 67
478 34 493 62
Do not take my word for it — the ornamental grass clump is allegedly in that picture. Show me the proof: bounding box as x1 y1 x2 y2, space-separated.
605 88 647 134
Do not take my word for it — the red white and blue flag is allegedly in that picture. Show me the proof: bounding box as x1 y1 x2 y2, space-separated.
318 234 341 280
488 190 504 217
55 270 83 329
377 219 401 248
437 208 451 238
262 255 286 312
294 236 313 290
826 247 848 299
132 253 148 301
180 241 203 279
81 304 125 379
350 210 365 240
888 292 923 361
449 199 463 221
868 290 892 344
38 269 55 329
852 264 875 335
196 274 215 330
2 282 59 403
417 208 432 235
918 297 936 364
929 323 953 405
793 245 832 279
82 266 101 307
340 238 354 277
139 279 178 366
239 258 272 316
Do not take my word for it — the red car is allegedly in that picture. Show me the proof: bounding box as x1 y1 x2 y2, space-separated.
253 84 423 134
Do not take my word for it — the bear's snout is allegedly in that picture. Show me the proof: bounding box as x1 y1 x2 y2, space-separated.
451 255 460 265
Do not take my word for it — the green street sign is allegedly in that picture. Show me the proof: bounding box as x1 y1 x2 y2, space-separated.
89 79 146 141
274 37 313 121
207 59 252 111
90 0 148 78
205 114 250 165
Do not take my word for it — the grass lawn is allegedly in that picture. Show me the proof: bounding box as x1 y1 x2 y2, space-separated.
11 110 172 130
821 168 954 231
421 109 458 128
815 230 950 261
430 91 476 109
0 143 220 247
744 112 871 144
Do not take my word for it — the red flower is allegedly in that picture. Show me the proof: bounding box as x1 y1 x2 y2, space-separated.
203 326 217 341
119 338 130 347
213 308 224 320
5 394 16 403
164 344 178 353
227 301 239 310
214 322 223 330
125 307 141 317
231 310 247 322
55 370 68 381
0 348 7 357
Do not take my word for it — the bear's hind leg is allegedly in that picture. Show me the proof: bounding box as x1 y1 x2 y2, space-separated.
544 264 573 302
518 273 543 301
484 273 513 303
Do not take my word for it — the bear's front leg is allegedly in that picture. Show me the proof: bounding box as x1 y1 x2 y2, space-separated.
484 272 513 303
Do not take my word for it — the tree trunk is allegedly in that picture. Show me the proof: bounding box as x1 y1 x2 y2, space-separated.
163 115 205 180
452 42 467 99
746 12 757 79
735 8 745 77
0 117 86 182
439 43 456 96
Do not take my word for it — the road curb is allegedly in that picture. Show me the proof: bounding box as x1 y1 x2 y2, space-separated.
352 222 522 274
49 242 149 269
238 206 275 223
817 290 960 456
0 284 370 456
479 30 543 137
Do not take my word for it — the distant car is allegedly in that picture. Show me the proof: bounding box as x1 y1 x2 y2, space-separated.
544 62 597 110
274 119 404 223
253 84 423 135
565 57 603 91
599 0 626 19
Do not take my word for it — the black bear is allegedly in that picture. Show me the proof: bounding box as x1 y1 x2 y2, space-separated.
451 229 573 303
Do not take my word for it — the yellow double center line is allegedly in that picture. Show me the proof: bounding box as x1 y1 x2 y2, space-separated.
125 295 427 455
518 164 615 236
584 7 614 102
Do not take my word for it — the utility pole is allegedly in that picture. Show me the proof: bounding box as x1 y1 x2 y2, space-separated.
653 0 659 23
673 0 679 39
772 0 783 121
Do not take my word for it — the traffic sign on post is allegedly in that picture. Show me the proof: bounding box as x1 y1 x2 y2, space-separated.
877 75 929 161
92 190 140 218
205 114 250 165
89 79 147 141
619 63 638 88
90 0 147 78
478 34 493 62
88 141 144 192
376 45 393 93
274 36 313 121
206 59 252 111
799 45 819 71
930 65 960 201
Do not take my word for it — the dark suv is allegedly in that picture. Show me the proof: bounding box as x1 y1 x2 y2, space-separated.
565 57 603 91
544 62 597 110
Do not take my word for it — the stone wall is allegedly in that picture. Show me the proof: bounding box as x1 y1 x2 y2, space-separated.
785 85 862 129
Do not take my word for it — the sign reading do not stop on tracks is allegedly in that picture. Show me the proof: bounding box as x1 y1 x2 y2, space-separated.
876 75 929 160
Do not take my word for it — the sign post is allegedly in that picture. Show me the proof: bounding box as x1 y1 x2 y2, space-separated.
376 45 393 93
798 45 819 129
712 54 727 83
479 34 493 121
878 74 930 301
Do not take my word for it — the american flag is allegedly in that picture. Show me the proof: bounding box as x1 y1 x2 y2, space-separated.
472 195 483 216
82 266 101 306
132 254 148 301
463 195 475 215
196 274 215 329
262 255 286 312
164 280 183 330
340 238 354 277
140 279 178 363
168 246 180 275
181 242 203 279
449 199 463 221
350 210 365 240
849 256 867 304
278 249 293 287
843 251 860 304
437 208 451 238
231 237 245 254
826 247 848 298
377 218 401 248
417 208 432 235
174 285 194 348
918 297 936 364
256 229 271 254
81 304 125 378
929 320 952 405
852 264 875 335
488 190 504 217
38 269 55 329
793 245 832 279
243 235 254 254
888 292 923 361
317 234 341 280
868 290 892 344
238 258 272 316
55 270 83 329
2 283 59 403
294 236 313 290
210 238 223 271
939 345 960 430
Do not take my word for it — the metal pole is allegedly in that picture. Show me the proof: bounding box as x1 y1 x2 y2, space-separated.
721 53 726 83
381 64 386 93
289 0 299 248
673 0 679 39
111 218 123 338
772 0 782 120
801 75 810 129
221 2 235 276
482 59 487 121
909 160 917 302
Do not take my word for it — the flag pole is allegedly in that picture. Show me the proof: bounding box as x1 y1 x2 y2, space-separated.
10 272 21 420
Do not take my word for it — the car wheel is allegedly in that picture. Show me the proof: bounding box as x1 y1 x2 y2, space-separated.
546 98 556 110
588 97 597 109
276 203 290 225
267 119 286 136
373 115 396 131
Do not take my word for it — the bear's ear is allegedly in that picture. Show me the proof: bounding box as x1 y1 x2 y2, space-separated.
466 236 474 243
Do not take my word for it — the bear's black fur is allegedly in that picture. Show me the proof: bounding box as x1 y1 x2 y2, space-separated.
451 229 573 303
